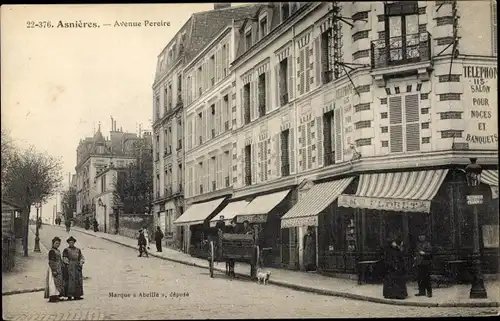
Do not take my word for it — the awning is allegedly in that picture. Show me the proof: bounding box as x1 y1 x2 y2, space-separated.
173 197 226 226
209 200 249 227
281 178 354 229
338 169 449 213
237 189 291 223
481 170 499 199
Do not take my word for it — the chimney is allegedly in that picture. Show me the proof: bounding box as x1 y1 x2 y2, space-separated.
214 3 231 10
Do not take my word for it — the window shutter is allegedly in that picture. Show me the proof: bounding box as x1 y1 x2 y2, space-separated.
334 108 343 162
288 57 294 101
239 147 244 186
405 94 420 152
300 124 307 171
258 141 263 182
297 49 305 95
265 70 271 113
215 50 220 82
217 99 222 136
389 96 403 153
205 163 210 194
217 154 223 189
306 124 312 169
265 139 270 181
315 37 321 87
250 81 255 121
305 45 311 93
202 109 207 143
272 134 280 179
193 71 198 99
252 143 257 184
316 116 323 167
240 88 244 126
275 64 280 108
289 128 296 174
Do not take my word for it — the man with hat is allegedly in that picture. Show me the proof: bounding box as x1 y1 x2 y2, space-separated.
62 236 85 300
138 229 149 258
215 216 226 259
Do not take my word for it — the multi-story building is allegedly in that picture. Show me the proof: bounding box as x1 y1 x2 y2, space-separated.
228 1 497 274
152 3 260 250
75 118 149 231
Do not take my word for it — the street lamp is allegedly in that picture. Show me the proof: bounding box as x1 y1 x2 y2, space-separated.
34 201 42 252
98 198 107 233
465 158 487 299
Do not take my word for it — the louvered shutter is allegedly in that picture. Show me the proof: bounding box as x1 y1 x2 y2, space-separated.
305 45 311 93
306 123 312 169
240 147 245 186
334 108 343 162
254 78 259 120
217 154 223 189
405 94 420 152
252 143 257 184
204 61 208 93
297 49 304 95
389 96 403 153
265 139 271 181
203 109 209 144
258 141 263 182
265 70 271 113
217 100 222 136
288 57 294 101
272 134 280 179
275 64 280 108
289 128 296 174
240 88 244 125
216 50 221 83
316 116 323 167
193 71 198 100
315 38 321 87
205 162 210 194
300 124 306 171
250 81 255 121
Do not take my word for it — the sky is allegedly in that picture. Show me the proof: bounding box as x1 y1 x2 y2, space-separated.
1 3 239 219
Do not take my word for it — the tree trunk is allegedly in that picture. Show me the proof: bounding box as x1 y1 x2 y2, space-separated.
22 207 30 257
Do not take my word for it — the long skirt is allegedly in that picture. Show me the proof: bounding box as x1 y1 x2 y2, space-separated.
64 263 84 298
44 268 61 299
383 272 408 300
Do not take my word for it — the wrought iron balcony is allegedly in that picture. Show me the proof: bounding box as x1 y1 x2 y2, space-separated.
165 186 172 197
322 70 333 84
371 32 431 69
225 176 230 188
258 103 266 117
325 151 336 166
244 112 251 125
281 163 290 177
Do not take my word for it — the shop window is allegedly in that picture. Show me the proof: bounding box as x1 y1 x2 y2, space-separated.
345 215 357 252
363 211 381 252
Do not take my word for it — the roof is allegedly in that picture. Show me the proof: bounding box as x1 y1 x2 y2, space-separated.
2 199 23 210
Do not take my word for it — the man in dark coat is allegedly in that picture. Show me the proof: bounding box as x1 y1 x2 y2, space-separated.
303 226 317 272
154 226 164 252
215 216 226 258
415 234 433 297
92 218 99 232
84 217 90 230
138 229 149 258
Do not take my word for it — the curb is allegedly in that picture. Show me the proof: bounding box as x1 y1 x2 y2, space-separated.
2 288 45 296
68 227 500 308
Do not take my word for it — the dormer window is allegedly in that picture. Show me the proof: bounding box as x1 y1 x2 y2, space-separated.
245 31 252 51
259 16 268 39
281 3 290 21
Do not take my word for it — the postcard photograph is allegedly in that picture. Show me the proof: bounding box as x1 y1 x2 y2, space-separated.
1 2 499 320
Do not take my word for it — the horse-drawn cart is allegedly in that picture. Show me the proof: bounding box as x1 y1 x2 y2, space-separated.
207 233 259 279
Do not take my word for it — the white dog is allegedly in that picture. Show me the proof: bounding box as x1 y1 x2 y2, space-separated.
256 268 271 285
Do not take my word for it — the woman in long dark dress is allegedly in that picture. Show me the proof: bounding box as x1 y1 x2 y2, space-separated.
382 238 408 300
44 237 65 302
303 227 317 272
62 236 85 300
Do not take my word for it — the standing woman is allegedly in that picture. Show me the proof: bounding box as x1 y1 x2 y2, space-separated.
44 237 65 302
382 237 408 300
303 226 317 272
62 236 85 300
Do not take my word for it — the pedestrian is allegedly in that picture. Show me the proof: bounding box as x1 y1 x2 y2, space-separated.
65 219 71 233
93 218 99 232
62 236 85 300
415 234 433 297
226 218 238 233
84 217 90 230
303 226 317 272
215 216 226 258
138 229 149 258
382 236 408 300
44 237 65 303
143 227 150 250
242 220 252 235
155 226 164 252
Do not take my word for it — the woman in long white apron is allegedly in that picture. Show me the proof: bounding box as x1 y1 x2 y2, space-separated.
44 237 65 302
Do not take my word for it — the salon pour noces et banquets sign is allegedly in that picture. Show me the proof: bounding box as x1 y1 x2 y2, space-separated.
463 65 498 149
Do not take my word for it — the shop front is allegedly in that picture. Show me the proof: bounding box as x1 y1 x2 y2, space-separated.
173 197 227 257
236 189 294 268
280 177 355 271
209 200 249 227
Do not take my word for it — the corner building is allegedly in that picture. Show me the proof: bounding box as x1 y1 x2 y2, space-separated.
230 2 498 275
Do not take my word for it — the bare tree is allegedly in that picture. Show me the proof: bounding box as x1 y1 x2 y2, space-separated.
2 146 63 256
1 129 15 193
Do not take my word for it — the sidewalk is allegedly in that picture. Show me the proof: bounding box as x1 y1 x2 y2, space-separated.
61 225 499 308
2 227 48 295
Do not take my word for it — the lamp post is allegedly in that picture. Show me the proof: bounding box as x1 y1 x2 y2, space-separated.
98 198 107 233
465 158 487 299
34 202 42 252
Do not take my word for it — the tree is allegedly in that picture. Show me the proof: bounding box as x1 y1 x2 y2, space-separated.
2 146 63 256
1 129 15 193
112 139 153 214
61 187 77 219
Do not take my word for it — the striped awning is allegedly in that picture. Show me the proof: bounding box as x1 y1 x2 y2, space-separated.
173 197 226 226
237 189 291 223
209 200 249 227
281 178 354 229
481 170 499 199
338 169 449 213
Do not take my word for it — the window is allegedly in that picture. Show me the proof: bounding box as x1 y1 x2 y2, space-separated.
198 112 203 145
279 58 289 106
260 17 268 39
320 29 333 84
168 84 172 109
224 151 230 187
178 163 183 191
210 55 215 86
388 94 420 153
281 3 290 21
177 118 182 150
245 31 252 51
155 95 160 119
198 66 203 96
198 162 204 194
258 73 266 117
164 87 169 111
211 156 216 191
323 111 335 166
101 175 106 193
223 95 230 131
222 44 228 77
384 1 420 64
281 129 290 176
245 145 252 185
177 74 182 97
243 83 251 124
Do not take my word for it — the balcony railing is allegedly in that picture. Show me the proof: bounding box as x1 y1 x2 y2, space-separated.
212 180 216 191
325 151 336 166
281 163 290 177
258 103 266 117
245 174 252 186
371 32 431 69
225 176 230 187
224 121 230 131
244 112 251 125
199 184 203 194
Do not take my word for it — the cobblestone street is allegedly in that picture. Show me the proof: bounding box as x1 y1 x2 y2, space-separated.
3 225 498 320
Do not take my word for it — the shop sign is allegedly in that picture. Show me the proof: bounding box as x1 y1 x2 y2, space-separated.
463 65 498 149
338 195 431 213
466 194 484 205
236 214 267 224
482 225 499 248
281 215 318 229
